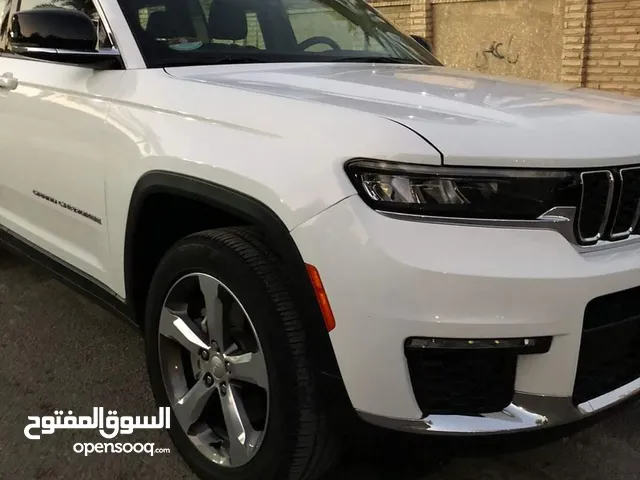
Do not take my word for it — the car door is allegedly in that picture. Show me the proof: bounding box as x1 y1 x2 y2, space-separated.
0 0 124 286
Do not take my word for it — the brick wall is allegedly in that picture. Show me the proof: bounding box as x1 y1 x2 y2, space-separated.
561 0 589 85
427 0 640 96
586 0 640 95
369 0 431 37
142 0 640 96
561 0 640 95
371 0 640 96
370 2 413 32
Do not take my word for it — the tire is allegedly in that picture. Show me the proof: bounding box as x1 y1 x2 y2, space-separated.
144 227 343 480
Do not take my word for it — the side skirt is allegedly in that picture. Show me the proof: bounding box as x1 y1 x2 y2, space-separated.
0 225 137 329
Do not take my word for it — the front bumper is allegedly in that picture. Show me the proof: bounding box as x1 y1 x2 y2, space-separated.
290 195 640 434
359 379 640 434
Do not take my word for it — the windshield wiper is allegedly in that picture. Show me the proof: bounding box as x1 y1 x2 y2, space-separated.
162 55 269 67
330 56 421 64
160 54 423 68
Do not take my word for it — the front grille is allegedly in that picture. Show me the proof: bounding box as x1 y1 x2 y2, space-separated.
573 286 640 405
577 167 640 244
404 347 517 415
611 168 640 238
577 171 614 241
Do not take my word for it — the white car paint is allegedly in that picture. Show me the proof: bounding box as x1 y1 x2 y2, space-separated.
291 196 640 419
0 0 639 436
167 62 640 167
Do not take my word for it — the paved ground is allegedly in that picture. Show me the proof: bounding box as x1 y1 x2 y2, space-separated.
1 246 640 480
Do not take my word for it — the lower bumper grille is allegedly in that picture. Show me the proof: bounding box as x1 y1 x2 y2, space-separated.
405 346 518 415
573 286 640 405
404 337 552 416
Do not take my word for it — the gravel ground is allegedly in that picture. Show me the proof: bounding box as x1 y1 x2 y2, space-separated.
1 247 640 480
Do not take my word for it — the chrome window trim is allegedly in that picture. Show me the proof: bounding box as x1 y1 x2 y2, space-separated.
610 166 640 240
93 0 118 50
11 46 121 57
576 170 615 244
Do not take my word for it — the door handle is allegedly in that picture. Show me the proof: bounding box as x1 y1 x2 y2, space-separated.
0 72 18 90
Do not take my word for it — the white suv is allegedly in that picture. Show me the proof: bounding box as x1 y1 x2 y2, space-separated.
2 0 640 478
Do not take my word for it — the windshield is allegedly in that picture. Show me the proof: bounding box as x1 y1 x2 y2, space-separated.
116 0 441 67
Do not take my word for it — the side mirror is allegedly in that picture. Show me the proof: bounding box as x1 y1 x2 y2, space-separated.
8 8 120 67
411 34 433 53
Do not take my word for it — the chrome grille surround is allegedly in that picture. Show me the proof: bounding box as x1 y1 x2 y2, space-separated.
577 171 615 244
609 167 640 240
577 167 640 246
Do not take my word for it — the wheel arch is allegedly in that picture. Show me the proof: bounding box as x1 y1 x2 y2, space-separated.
124 170 347 383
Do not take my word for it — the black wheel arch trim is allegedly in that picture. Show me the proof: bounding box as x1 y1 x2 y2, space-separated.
125 170 348 386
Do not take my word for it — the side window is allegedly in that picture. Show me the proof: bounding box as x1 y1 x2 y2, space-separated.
284 0 385 52
243 12 265 50
16 0 112 49
0 0 10 51
138 4 166 30
0 0 8 25
136 0 208 45
199 0 265 50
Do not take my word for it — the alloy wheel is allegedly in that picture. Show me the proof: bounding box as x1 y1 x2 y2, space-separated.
158 272 269 467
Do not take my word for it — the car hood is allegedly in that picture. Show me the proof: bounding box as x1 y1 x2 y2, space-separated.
166 63 640 168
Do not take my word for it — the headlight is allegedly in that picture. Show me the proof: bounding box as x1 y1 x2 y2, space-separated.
345 159 582 220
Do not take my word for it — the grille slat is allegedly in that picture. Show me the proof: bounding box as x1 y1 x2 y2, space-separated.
577 171 614 243
611 167 640 239
577 168 640 245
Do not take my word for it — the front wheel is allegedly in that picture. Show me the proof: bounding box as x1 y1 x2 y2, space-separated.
144 227 342 480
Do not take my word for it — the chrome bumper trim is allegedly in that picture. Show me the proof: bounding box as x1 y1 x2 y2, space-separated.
357 377 640 435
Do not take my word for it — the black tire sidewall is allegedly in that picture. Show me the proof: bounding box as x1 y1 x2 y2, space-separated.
144 236 305 480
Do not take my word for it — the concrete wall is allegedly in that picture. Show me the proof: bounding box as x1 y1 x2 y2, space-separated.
369 0 640 96
431 0 565 83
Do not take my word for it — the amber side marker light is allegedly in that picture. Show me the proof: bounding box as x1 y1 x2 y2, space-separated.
305 264 336 332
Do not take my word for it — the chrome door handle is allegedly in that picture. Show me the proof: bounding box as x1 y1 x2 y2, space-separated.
0 72 18 90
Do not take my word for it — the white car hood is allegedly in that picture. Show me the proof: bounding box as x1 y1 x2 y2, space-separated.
166 63 640 168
